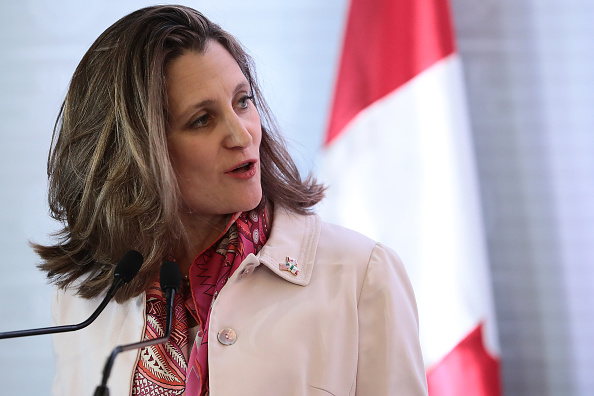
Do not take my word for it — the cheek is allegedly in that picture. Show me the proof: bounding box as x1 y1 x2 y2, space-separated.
251 121 263 146
254 128 263 147
249 109 263 142
168 139 206 179
167 142 186 175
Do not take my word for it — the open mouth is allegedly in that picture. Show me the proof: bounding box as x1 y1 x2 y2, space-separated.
228 161 255 174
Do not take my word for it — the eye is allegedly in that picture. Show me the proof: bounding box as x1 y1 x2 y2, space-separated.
237 94 254 110
190 113 211 129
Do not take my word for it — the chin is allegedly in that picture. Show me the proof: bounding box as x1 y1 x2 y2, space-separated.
224 184 262 214
242 190 263 212
246 194 264 211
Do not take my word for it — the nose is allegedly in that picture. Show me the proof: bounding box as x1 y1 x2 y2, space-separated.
223 113 253 149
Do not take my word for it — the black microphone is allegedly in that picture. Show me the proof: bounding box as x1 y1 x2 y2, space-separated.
0 250 143 340
94 260 181 396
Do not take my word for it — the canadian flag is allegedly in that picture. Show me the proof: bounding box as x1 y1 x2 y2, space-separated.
319 0 503 395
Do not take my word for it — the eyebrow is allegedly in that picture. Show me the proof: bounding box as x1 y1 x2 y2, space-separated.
176 80 252 121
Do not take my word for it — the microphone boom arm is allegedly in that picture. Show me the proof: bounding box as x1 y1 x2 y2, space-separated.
0 278 124 339
0 250 143 340
94 287 176 396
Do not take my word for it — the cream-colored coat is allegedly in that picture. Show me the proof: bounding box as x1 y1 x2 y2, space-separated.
51 208 428 395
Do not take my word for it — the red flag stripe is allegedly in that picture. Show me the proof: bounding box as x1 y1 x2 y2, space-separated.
426 324 502 396
325 0 456 146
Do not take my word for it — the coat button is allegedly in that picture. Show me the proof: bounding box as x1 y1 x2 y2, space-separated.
239 263 255 279
217 328 237 346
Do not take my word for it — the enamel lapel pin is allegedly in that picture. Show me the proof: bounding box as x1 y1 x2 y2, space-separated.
279 256 299 276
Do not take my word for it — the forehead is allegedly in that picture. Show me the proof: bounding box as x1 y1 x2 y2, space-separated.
166 42 247 98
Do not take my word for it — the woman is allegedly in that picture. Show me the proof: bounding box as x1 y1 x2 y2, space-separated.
35 5 427 396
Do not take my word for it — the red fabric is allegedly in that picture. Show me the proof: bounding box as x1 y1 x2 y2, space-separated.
426 323 502 396
325 0 456 145
132 283 189 395
326 2 502 395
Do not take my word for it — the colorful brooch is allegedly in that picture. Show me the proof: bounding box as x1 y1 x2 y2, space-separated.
279 256 299 276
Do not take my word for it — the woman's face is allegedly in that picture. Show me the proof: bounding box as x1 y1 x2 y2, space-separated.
166 41 263 223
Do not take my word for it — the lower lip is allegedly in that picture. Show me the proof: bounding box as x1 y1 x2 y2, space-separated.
225 164 258 180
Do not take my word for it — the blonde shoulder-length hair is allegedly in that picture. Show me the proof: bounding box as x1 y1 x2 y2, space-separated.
33 5 325 302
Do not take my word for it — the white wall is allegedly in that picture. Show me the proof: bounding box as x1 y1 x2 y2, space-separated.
0 0 592 395
452 0 594 395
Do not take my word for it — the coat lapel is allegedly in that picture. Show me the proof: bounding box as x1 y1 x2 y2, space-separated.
257 207 321 286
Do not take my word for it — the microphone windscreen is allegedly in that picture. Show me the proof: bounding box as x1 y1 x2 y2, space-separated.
160 261 181 292
114 250 144 283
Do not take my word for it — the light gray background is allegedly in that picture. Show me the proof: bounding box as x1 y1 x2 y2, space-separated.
0 1 592 395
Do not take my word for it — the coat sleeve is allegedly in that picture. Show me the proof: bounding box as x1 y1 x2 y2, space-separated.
355 242 428 395
50 286 146 396
50 286 106 396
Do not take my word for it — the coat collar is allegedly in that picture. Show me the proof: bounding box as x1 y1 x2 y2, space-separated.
256 206 321 286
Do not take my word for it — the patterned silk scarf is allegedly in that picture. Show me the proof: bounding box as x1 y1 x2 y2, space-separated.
132 202 270 395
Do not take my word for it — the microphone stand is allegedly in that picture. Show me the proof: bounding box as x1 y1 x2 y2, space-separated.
94 261 180 396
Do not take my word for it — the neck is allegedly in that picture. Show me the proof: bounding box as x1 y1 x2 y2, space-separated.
173 213 230 276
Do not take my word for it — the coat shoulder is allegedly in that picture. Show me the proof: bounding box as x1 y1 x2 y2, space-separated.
317 220 379 265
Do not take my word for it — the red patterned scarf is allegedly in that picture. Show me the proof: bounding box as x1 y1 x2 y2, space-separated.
132 202 270 395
